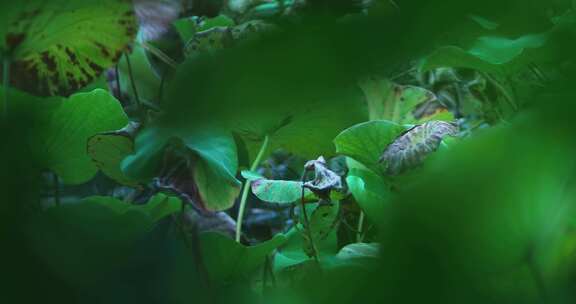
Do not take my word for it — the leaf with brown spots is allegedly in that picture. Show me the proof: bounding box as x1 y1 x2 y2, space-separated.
379 120 458 175
0 0 137 96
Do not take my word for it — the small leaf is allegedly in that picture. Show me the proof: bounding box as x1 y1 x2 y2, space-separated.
379 120 458 175
251 179 314 204
198 15 236 31
87 122 140 187
241 170 264 181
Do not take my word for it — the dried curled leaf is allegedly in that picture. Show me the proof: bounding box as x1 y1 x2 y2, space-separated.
379 121 458 175
303 156 343 199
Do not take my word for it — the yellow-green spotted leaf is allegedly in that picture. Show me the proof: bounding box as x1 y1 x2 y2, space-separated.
0 0 137 96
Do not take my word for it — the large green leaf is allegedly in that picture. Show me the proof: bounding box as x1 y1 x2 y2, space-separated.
379 119 576 300
121 125 241 211
199 232 287 282
334 120 405 175
0 0 137 96
33 89 128 184
163 23 371 163
27 199 153 287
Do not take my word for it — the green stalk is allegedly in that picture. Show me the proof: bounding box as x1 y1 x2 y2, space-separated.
124 52 145 122
356 211 365 242
235 135 270 243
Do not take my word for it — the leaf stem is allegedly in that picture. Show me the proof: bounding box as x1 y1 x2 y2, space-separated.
356 211 365 242
235 135 270 242
481 71 518 112
300 170 320 263
124 51 145 122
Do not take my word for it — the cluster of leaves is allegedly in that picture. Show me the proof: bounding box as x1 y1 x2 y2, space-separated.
3 0 576 303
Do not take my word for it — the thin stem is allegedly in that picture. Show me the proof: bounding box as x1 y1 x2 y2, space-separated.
356 211 365 242
124 51 144 121
235 135 270 242
481 71 518 112
300 169 319 263
114 64 122 101
3 56 10 118
139 41 178 69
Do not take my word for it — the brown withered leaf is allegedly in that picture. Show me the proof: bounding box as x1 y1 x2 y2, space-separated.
303 156 344 199
379 121 458 175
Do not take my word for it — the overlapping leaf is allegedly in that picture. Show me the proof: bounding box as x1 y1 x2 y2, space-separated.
32 89 129 184
121 125 241 211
